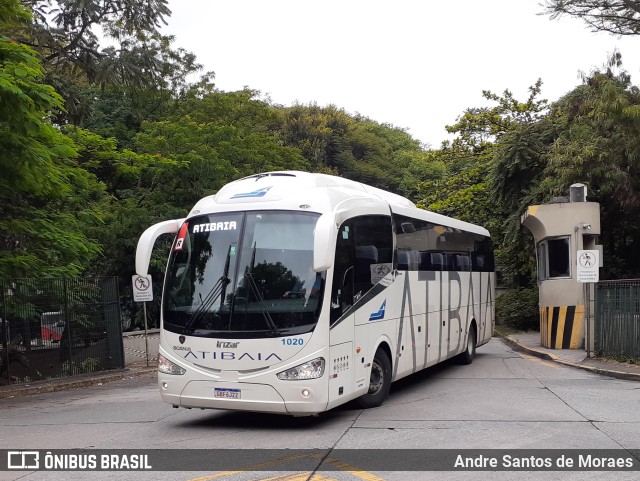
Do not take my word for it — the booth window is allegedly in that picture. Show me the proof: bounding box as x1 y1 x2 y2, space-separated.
537 237 570 280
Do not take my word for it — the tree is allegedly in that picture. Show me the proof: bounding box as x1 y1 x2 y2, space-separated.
543 1 640 35
278 103 354 173
446 80 549 148
418 147 493 226
419 82 551 286
486 55 640 279
0 0 104 278
278 103 440 195
23 0 171 79
21 1 206 133
133 90 310 207
540 60 640 277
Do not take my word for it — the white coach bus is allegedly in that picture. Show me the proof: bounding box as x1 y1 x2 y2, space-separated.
136 171 495 416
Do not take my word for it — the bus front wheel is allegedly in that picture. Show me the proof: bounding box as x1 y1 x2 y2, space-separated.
357 348 391 409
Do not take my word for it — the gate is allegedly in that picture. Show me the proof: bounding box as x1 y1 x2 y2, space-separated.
595 280 640 358
0 277 125 386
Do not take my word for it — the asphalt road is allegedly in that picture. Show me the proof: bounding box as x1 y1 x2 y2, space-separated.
1 338 638 481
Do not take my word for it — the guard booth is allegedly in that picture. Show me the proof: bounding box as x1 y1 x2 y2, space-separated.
521 184 601 350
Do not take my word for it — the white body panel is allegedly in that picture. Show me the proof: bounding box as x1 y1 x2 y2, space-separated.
141 171 495 416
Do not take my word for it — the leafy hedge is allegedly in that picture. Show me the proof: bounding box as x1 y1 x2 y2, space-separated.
495 288 539 331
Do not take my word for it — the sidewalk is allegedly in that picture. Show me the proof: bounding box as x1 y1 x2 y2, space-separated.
503 332 640 382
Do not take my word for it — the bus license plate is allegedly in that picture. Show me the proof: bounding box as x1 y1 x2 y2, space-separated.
214 388 241 399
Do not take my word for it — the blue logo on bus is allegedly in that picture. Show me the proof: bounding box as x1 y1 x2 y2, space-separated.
369 300 386 321
231 187 272 199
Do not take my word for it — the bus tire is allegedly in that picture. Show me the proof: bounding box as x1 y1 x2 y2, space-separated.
357 348 391 409
459 324 476 365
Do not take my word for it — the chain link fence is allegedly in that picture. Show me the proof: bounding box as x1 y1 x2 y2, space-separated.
0 277 125 386
595 279 640 358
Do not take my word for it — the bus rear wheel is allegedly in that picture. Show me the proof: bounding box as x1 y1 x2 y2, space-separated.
459 324 476 365
356 348 391 409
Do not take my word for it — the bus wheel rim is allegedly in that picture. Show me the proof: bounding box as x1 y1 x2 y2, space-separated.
369 362 384 394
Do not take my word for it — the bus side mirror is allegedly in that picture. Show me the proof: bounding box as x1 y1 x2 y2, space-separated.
136 219 185 276
313 214 335 272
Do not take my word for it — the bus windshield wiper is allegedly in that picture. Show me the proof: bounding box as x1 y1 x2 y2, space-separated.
183 245 232 334
244 272 280 337
244 242 280 337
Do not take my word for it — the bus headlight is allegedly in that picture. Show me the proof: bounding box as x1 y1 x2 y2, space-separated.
277 358 325 380
158 353 186 375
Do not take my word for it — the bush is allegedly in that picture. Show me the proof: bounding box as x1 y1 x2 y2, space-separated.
62 357 102 375
495 288 539 331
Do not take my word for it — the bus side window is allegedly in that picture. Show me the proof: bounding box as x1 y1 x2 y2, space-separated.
353 215 393 292
330 223 355 325
330 216 393 324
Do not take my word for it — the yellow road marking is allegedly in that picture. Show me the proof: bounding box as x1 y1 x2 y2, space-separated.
323 457 388 481
187 454 317 481
519 353 559 369
186 453 388 481
261 473 338 481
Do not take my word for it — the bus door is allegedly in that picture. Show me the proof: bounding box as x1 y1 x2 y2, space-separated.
328 221 356 406
330 215 393 397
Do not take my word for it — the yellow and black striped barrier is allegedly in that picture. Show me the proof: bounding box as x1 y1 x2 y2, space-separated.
539 305 584 349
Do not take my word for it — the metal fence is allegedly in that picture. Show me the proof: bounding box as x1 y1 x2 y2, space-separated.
595 279 640 358
0 277 124 386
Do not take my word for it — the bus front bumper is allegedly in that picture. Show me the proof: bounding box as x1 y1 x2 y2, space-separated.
159 376 328 416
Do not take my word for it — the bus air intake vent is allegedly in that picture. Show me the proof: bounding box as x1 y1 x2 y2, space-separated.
249 172 297 181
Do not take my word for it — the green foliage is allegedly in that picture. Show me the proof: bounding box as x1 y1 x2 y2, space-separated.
539 59 640 277
445 80 549 148
495 288 539 331
77 35 208 141
278 103 440 195
6 0 640 301
63 357 102 375
0 0 104 278
135 89 311 207
278 103 351 171
23 1 206 137
62 126 185 316
0 0 30 30
416 83 551 286
417 146 493 225
396 149 446 199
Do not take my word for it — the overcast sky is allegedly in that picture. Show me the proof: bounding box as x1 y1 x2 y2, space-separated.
163 0 639 148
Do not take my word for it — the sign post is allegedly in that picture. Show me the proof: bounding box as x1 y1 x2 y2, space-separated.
576 250 599 358
132 275 153 366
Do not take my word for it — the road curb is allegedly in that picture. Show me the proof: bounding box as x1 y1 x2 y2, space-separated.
501 337 640 382
0 367 157 399
501 336 558 361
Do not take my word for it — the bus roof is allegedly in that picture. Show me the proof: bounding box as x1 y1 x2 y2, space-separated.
187 171 490 237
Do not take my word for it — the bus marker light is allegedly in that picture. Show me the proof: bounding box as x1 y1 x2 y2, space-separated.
356 347 361 353
174 222 189 251
301 389 310 398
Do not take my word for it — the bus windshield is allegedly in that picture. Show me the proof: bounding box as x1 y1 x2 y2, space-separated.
163 211 324 339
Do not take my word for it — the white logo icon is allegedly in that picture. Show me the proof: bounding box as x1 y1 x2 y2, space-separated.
8 451 39 469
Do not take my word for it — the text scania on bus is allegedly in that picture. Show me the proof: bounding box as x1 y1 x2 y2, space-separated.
136 171 495 416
